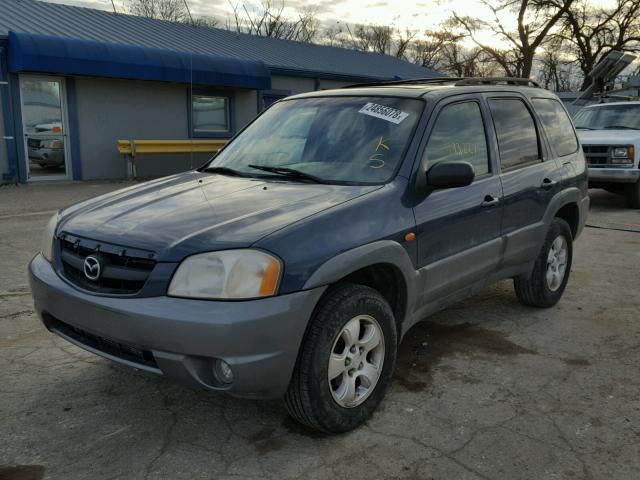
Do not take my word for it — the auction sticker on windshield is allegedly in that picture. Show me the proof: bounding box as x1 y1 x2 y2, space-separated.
358 103 409 124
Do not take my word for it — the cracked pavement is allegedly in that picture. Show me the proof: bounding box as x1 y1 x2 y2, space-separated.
1 182 639 480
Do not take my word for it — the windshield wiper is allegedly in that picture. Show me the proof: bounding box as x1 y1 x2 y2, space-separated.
247 164 327 184
202 166 251 177
602 125 640 130
575 126 594 130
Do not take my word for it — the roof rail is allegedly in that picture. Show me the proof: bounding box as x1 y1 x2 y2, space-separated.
454 77 541 88
343 77 461 88
343 76 541 89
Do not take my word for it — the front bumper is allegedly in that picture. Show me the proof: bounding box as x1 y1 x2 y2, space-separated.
588 167 640 183
29 253 326 399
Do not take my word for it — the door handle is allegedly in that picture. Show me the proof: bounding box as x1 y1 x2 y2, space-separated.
541 178 557 190
481 195 500 207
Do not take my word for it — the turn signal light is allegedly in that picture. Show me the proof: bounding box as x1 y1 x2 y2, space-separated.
259 258 281 296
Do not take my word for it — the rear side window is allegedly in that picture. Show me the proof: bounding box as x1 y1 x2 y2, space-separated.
423 101 489 176
532 98 578 157
489 98 540 170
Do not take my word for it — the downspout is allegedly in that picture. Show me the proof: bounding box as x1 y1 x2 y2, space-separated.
0 45 18 182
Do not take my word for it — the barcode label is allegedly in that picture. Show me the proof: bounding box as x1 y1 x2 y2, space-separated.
358 103 409 124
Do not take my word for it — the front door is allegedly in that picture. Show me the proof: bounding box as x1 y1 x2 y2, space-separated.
413 96 503 305
19 76 71 181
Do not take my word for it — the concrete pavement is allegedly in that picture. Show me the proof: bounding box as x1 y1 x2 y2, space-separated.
1 181 639 480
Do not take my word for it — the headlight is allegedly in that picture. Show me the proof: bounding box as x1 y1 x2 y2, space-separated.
612 147 629 158
168 250 282 299
41 212 59 262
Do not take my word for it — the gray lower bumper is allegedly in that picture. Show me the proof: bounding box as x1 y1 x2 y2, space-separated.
588 167 640 183
29 254 326 399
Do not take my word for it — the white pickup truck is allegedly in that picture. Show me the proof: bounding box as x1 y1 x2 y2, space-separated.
574 101 640 208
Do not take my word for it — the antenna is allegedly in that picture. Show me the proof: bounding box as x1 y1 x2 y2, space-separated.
109 0 117 14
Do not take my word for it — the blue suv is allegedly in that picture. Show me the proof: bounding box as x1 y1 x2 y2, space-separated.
30 78 589 433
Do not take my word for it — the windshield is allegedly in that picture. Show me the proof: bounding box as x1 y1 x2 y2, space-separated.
574 104 640 130
204 96 424 184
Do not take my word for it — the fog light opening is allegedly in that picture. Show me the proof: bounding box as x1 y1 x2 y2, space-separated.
214 359 233 385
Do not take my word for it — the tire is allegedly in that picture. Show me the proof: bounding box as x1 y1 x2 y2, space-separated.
514 218 573 308
625 181 640 209
284 283 397 433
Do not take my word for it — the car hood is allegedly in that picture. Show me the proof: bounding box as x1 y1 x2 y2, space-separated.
577 129 640 144
59 171 379 261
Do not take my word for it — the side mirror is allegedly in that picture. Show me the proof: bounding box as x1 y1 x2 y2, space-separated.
426 161 475 190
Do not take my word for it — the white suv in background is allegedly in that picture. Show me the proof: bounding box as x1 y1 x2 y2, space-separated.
574 102 640 208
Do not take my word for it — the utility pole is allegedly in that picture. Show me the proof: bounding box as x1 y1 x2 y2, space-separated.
182 0 194 24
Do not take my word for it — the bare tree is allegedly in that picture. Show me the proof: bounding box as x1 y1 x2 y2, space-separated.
129 0 188 22
227 1 318 42
191 16 219 28
453 0 575 78
536 36 581 90
395 28 417 59
410 29 462 70
560 0 640 89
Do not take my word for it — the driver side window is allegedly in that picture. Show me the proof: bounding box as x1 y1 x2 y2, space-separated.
423 101 490 176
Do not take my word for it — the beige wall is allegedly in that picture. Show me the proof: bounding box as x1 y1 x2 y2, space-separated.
73 77 259 179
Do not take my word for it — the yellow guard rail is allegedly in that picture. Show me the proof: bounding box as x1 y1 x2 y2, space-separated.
118 139 228 178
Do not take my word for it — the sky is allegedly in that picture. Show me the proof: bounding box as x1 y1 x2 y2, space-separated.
42 0 495 38
40 0 615 50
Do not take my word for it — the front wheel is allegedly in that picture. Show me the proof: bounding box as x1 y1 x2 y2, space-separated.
284 283 397 433
514 218 573 308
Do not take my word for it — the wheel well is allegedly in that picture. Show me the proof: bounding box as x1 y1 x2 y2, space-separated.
339 263 407 340
555 203 579 238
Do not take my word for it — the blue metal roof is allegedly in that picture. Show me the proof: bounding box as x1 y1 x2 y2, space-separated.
0 0 441 82
8 31 271 89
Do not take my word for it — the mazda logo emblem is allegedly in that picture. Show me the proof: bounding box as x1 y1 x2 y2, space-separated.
83 255 101 281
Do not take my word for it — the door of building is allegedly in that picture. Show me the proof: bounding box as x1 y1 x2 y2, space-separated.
19 75 72 181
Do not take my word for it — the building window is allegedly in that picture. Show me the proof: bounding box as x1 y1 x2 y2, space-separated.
259 90 291 111
190 91 233 138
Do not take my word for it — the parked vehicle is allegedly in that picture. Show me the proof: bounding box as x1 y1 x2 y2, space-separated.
30 78 589 433
26 121 65 168
574 102 640 207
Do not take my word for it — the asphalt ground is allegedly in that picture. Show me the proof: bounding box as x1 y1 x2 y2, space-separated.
1 181 639 480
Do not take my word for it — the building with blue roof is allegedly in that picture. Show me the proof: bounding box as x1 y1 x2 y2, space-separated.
0 0 440 183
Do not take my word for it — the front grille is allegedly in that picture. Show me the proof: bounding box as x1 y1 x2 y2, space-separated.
582 144 632 168
48 316 158 370
58 234 156 295
583 145 610 167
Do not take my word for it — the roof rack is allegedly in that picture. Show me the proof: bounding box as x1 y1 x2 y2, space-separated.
455 77 541 87
343 76 540 89
343 77 461 88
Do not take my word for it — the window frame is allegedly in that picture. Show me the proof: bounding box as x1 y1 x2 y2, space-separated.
188 88 234 139
487 95 545 173
531 96 580 158
420 97 494 181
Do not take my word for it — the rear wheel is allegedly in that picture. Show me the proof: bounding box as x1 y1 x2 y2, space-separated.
285 283 397 433
625 181 640 208
514 218 573 307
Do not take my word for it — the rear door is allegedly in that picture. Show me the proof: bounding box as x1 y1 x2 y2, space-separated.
413 95 503 304
486 95 564 269
530 97 583 185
